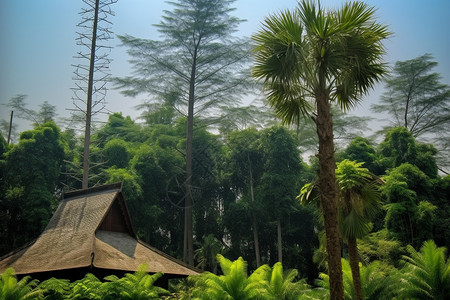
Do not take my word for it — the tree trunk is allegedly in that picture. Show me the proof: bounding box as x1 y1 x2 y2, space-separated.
249 158 261 267
277 220 282 263
315 92 344 300
252 221 261 267
82 0 100 190
184 48 197 266
348 237 363 300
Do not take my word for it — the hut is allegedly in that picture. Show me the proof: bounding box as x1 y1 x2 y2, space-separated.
0 183 200 285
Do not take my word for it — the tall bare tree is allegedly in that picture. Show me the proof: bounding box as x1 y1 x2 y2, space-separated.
71 0 116 189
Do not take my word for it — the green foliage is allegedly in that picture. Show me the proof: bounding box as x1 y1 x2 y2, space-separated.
381 162 439 248
194 234 223 273
192 255 257 299
357 229 404 266
336 160 382 240
379 127 438 178
224 126 315 270
37 278 71 300
257 126 303 219
69 273 104 299
96 113 145 146
14 265 168 300
192 255 313 300
343 137 383 175
432 175 450 250
0 268 42 299
103 139 131 168
399 240 450 299
0 134 8 156
316 259 396 300
103 265 168 299
379 127 418 169
248 262 313 300
0 122 65 255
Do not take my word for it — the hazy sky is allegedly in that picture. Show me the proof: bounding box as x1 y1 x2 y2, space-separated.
1 0 449 135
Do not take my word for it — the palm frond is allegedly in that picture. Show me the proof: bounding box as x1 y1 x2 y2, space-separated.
400 240 450 299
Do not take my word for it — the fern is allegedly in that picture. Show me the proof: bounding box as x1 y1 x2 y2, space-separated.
104 264 168 299
0 267 42 300
38 277 71 299
400 240 450 299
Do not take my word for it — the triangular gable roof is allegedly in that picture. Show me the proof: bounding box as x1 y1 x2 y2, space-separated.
0 183 199 277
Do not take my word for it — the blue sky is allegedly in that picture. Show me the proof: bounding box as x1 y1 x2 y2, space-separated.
1 0 449 134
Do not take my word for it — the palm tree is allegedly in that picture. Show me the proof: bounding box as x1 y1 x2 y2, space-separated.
194 234 223 273
400 240 450 299
252 1 390 298
299 160 383 299
335 159 382 300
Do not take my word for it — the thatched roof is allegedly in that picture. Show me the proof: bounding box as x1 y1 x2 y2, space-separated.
0 183 199 277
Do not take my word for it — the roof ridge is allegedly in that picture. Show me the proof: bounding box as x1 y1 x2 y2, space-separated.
64 182 122 199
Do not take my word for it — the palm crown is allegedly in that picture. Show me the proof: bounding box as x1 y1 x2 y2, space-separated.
252 0 390 125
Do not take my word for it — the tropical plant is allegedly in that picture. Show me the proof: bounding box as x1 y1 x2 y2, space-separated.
0 268 42 300
69 273 104 300
335 159 382 300
316 259 395 300
194 234 223 273
103 265 168 300
252 1 390 298
399 240 450 299
192 254 262 299
249 262 313 300
38 277 71 300
192 255 317 300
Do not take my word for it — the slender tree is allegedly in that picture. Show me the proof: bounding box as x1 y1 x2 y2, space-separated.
335 159 382 300
252 1 390 298
258 126 303 264
71 0 116 189
372 54 450 138
226 128 264 267
5 95 57 126
372 54 450 174
114 0 250 265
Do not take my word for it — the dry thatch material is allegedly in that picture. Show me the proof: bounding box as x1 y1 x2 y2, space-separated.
0 183 199 277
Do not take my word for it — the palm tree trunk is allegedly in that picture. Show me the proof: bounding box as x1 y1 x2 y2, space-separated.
348 237 363 300
277 219 282 263
316 92 344 300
